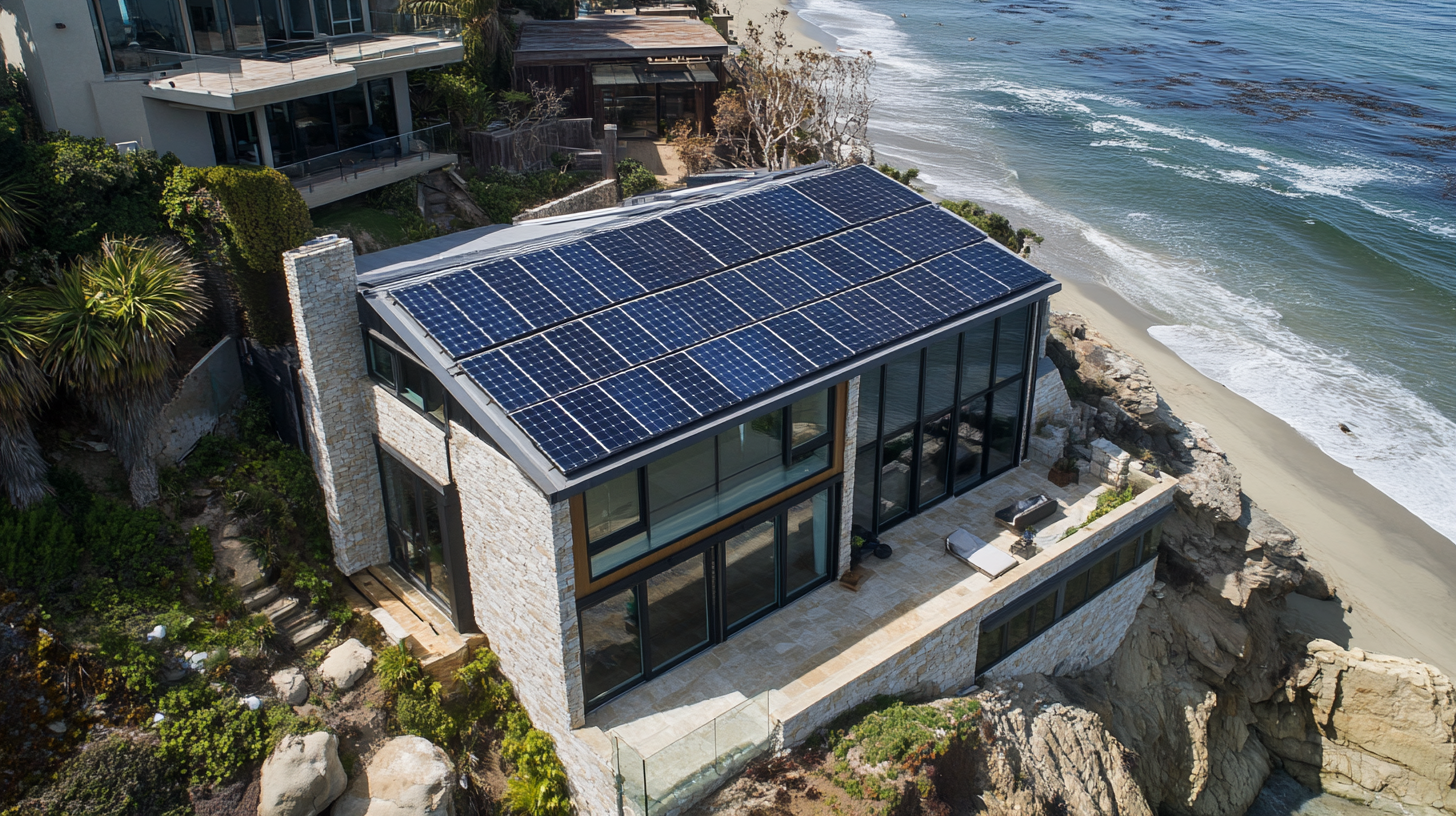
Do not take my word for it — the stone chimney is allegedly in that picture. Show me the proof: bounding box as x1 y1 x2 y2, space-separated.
283 236 388 575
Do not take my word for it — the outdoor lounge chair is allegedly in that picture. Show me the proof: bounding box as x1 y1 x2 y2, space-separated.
994 494 1056 533
946 528 1017 578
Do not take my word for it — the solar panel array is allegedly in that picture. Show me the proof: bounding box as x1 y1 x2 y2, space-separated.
386 163 1052 472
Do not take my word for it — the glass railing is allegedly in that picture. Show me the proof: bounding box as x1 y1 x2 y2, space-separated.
114 48 245 88
276 123 453 188
613 690 776 816
328 13 463 63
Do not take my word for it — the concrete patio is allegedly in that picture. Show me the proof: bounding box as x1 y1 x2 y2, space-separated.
581 462 1123 767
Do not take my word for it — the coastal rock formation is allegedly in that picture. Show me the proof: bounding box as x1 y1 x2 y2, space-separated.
332 736 455 816
258 732 346 816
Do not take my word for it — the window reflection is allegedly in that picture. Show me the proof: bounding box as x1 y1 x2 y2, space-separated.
784 492 829 596
646 555 708 671
581 587 642 706
724 520 777 631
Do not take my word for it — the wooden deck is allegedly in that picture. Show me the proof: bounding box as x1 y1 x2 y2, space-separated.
515 17 729 63
349 565 486 681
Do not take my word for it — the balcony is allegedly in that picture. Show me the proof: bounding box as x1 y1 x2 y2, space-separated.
581 462 1179 813
134 16 462 111
278 124 457 208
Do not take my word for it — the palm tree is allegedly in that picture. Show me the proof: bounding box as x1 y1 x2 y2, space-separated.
0 174 37 256
39 237 207 506
399 0 513 73
0 286 52 508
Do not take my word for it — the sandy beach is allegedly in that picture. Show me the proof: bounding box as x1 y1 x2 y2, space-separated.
728 0 1456 674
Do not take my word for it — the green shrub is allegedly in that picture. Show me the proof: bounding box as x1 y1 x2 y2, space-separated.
82 500 171 585
503 727 572 816
15 735 191 816
184 434 237 481
188 525 213 573
365 179 418 212
616 159 660 199
95 628 164 697
940 198 1044 253
0 499 78 589
1061 485 1136 540
466 167 597 224
155 682 274 785
376 641 423 693
828 698 979 767
396 680 456 746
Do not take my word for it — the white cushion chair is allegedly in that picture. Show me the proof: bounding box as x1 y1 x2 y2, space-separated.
946 528 1017 578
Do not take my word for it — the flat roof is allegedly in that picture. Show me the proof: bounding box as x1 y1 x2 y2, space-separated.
514 16 730 64
360 164 1059 499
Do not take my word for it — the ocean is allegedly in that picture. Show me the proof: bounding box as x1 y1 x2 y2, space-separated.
790 0 1456 548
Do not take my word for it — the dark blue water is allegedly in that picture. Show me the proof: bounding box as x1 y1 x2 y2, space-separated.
793 0 1456 545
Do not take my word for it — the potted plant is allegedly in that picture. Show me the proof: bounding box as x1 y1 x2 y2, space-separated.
850 535 866 567
1048 456 1080 487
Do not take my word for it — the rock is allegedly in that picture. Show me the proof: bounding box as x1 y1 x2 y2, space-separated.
215 533 266 592
320 638 373 690
258 731 346 816
272 667 310 705
332 736 454 816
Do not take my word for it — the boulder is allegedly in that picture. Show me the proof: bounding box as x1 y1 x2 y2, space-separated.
272 667 310 706
320 638 373 690
332 736 454 816
258 731 346 816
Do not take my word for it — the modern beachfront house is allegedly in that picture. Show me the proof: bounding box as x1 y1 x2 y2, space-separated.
1 0 463 207
281 163 1176 813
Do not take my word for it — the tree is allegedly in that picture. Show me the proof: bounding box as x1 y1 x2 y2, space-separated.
940 199 1044 255
0 286 51 508
399 0 513 75
38 237 207 506
0 175 37 255
714 10 875 171
668 120 718 179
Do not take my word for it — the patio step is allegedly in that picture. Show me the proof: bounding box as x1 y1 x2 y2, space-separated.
348 565 485 682
243 583 280 611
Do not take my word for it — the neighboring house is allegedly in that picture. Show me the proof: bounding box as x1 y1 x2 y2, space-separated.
0 0 463 206
280 163 1175 813
514 16 729 139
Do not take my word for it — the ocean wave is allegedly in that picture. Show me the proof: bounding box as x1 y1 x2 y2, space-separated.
1090 139 1166 152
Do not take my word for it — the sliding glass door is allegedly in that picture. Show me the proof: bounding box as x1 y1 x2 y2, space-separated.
853 302 1040 537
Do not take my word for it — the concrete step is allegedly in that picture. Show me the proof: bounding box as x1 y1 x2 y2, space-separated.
428 202 449 215
288 619 332 650
425 190 448 204
280 607 320 636
260 595 300 625
243 584 280 611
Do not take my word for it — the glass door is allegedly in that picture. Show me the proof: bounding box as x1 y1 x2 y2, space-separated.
185 0 232 53
722 520 777 633
319 0 365 35
228 0 268 49
378 451 456 612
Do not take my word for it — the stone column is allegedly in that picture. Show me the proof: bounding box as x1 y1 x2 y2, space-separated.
603 124 618 180
283 236 389 575
838 376 860 577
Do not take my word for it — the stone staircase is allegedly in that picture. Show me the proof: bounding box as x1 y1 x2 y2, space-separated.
348 565 485 681
213 522 333 651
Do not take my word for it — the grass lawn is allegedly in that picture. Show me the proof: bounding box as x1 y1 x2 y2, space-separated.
312 201 410 249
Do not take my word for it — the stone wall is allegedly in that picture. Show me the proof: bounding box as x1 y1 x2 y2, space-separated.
838 376 860 578
373 386 450 485
283 237 389 575
512 178 620 224
446 423 616 814
776 478 1176 746
1089 438 1132 489
981 558 1157 681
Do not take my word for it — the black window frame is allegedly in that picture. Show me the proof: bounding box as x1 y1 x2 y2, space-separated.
577 479 841 711
582 388 837 583
364 328 453 429
974 508 1171 676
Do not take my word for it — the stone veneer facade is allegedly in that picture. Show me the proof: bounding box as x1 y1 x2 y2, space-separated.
837 376 860 578
373 384 451 485
283 237 388 574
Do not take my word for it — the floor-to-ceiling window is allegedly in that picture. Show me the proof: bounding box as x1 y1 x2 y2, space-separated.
853 302 1041 537
377 446 461 619
578 483 838 709
263 80 395 167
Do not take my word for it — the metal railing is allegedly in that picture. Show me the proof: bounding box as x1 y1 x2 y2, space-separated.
328 13 463 63
275 123 452 189
613 691 776 816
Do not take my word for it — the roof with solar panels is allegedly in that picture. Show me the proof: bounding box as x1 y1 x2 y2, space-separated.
357 163 1060 496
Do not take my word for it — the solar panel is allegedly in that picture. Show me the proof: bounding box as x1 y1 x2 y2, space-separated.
622 293 711 351
861 278 947 331
750 186 848 243
789 163 926 224
460 351 546 411
955 242 1052 291
646 353 738 416
892 266 978 314
502 335 590 397
543 321 629 381
392 283 493 357
727 325 814 382
551 244 645 301
774 249 848 295
923 254 1009 304
740 258 817 309
829 289 915 343
662 208 758 266
665 281 752 336
480 263 574 330
864 206 987 262
583 308 667 365
705 270 781 319
764 311 852 368
556 385 650 451
688 337 781 399
798 299 886 354
515 251 609 314
598 367 699 436
802 238 880 285
511 400 606 471
623 221 719 286
698 199 793 255
833 229 911 274
586 230 666 291
431 270 531 348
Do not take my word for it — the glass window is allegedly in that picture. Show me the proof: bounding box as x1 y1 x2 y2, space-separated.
996 307 1030 384
986 387 1020 475
186 0 232 54
918 411 952 507
584 471 641 543
724 520 777 631
922 337 959 418
976 625 1004 675
400 358 444 423
1030 590 1057 635
368 78 400 138
332 82 370 149
857 368 880 444
1142 524 1163 563
1005 608 1031 651
954 396 987 491
368 337 396 387
228 112 261 164
1117 540 1140 577
581 587 642 706
787 444 830 483
961 321 996 397
590 531 650 578
790 391 830 447
852 446 876 531
783 492 830 597
647 438 717 545
1063 571 1089 614
646 555 709 671
93 0 189 74
882 356 920 432
423 489 452 607
1087 554 1116 597
879 428 914 524
719 414 781 484
379 451 456 609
